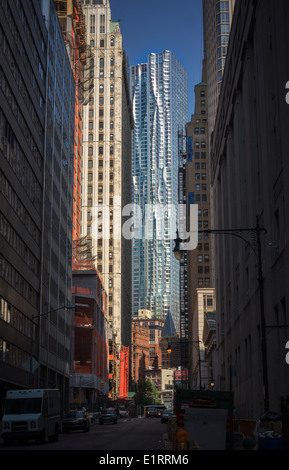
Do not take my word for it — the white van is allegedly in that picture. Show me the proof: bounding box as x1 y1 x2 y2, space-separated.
1 389 61 444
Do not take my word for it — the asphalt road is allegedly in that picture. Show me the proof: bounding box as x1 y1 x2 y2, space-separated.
0 416 167 451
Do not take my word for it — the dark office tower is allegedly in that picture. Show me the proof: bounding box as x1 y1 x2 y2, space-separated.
0 0 47 396
202 0 235 138
40 0 75 397
211 0 289 418
0 0 75 404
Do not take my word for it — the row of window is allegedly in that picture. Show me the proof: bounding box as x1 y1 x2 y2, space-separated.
0 254 38 308
194 127 206 135
88 144 115 155
198 278 211 287
0 295 33 339
0 211 39 276
0 338 30 372
194 141 206 149
0 170 40 244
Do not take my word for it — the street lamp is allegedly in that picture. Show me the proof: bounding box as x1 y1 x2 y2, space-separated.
174 215 270 412
29 304 75 388
173 231 183 261
167 341 172 355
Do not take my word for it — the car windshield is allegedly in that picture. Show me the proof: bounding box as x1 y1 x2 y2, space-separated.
102 410 114 414
65 411 84 418
4 398 42 415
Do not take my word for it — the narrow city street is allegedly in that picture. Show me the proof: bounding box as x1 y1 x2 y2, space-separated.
0 417 166 451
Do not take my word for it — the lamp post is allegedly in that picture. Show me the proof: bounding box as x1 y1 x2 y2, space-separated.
29 304 75 388
173 215 269 412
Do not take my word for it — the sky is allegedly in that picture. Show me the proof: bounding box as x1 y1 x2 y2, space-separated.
109 0 204 119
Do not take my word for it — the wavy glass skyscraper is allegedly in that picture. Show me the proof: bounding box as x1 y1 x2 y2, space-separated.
130 51 188 329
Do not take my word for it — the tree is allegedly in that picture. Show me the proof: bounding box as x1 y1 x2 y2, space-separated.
134 379 160 405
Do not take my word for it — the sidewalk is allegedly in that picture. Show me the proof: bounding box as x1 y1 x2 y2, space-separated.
162 433 173 450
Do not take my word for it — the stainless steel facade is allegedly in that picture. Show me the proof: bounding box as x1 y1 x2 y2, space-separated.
130 51 188 329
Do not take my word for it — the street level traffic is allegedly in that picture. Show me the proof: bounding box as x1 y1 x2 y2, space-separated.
0 416 166 451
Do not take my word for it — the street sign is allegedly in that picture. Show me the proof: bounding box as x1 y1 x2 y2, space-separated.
23 358 39 373
176 429 189 442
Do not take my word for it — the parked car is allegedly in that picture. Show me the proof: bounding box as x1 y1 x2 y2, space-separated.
62 410 90 433
146 407 157 418
161 409 173 423
99 408 118 425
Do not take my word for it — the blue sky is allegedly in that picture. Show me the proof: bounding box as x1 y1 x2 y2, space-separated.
109 0 204 119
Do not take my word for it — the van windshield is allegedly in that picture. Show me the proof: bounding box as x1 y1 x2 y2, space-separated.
4 398 42 415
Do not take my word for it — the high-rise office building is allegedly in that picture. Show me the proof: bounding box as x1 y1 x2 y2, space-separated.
202 0 235 138
54 0 87 246
38 0 76 397
0 0 76 404
210 0 289 418
80 0 132 356
130 51 188 329
186 61 216 388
